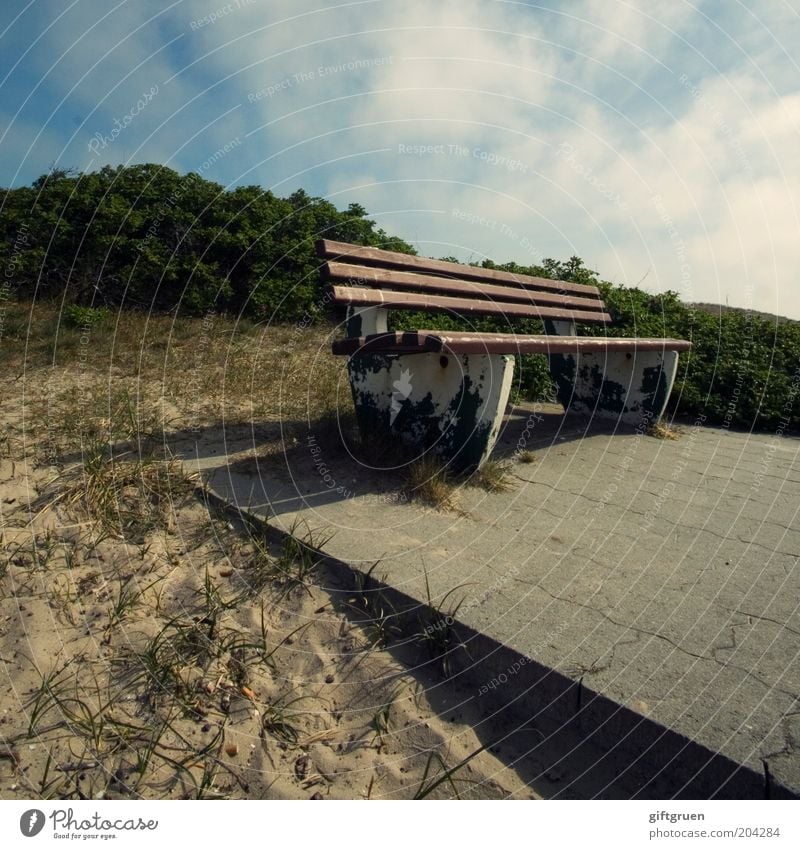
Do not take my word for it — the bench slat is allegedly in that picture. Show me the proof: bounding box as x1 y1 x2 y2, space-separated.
332 285 612 324
317 239 601 298
323 261 607 313
332 331 694 356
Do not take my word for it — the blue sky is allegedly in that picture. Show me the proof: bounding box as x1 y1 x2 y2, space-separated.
2 0 799 317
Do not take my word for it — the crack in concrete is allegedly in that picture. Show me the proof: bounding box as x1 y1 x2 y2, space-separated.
509 475 800 561
710 627 738 664
511 578 800 702
720 606 800 639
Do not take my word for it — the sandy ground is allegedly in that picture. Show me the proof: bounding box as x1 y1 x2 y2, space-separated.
0 362 538 800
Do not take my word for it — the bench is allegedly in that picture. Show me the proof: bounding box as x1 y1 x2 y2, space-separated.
316 239 692 472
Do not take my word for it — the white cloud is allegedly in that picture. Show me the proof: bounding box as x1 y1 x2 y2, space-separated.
3 0 799 316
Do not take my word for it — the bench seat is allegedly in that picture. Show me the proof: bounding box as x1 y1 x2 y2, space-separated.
333 330 694 356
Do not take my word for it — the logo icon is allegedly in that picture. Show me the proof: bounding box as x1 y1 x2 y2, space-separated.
390 368 413 424
20 810 46 837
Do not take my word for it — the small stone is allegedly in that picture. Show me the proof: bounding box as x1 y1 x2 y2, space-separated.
324 674 334 684
310 792 323 800
294 755 309 780
225 743 238 757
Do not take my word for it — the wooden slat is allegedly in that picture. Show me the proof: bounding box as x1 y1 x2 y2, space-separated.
316 239 601 298
323 261 607 313
332 331 693 356
435 332 694 355
332 285 612 325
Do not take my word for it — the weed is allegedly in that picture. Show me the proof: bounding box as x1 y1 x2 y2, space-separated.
134 621 186 705
366 596 401 648
245 605 311 673
371 685 402 748
344 561 400 647
404 458 461 512
106 572 167 636
416 570 471 677
55 449 197 542
26 659 81 737
468 459 514 493
243 535 283 595
349 560 384 612
412 741 489 799
277 519 332 590
260 694 310 746
37 753 65 799
200 567 241 621
647 420 682 440
33 531 59 569
134 713 172 783
517 450 537 464
107 577 143 629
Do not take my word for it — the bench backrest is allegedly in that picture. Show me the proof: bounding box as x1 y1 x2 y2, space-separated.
316 239 612 335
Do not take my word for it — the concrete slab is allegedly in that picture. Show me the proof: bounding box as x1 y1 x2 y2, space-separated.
178 405 800 798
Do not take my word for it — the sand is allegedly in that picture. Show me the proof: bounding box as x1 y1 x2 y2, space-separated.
0 362 538 800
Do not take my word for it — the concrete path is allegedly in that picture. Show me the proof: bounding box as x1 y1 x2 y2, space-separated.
180 405 800 797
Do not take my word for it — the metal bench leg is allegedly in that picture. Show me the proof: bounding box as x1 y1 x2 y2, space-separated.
548 349 681 425
347 351 514 472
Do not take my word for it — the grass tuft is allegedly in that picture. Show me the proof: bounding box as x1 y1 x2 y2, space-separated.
646 420 682 440
468 459 514 493
55 447 198 542
404 458 461 512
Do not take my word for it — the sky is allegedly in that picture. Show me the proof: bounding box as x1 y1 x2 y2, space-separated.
1 0 799 317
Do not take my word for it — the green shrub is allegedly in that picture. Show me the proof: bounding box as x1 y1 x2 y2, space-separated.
63 304 109 329
2 167 797 433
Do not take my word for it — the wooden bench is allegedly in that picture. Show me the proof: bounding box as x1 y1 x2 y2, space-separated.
317 239 692 472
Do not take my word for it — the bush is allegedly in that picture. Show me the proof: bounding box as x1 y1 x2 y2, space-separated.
2 167 797 433
63 304 110 329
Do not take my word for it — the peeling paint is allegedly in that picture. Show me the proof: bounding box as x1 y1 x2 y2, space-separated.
347 352 514 471
549 349 680 423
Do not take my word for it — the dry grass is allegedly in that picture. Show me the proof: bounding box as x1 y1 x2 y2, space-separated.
2 300 348 430
468 459 514 493
517 450 537 464
403 458 462 513
53 449 199 542
646 420 683 441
